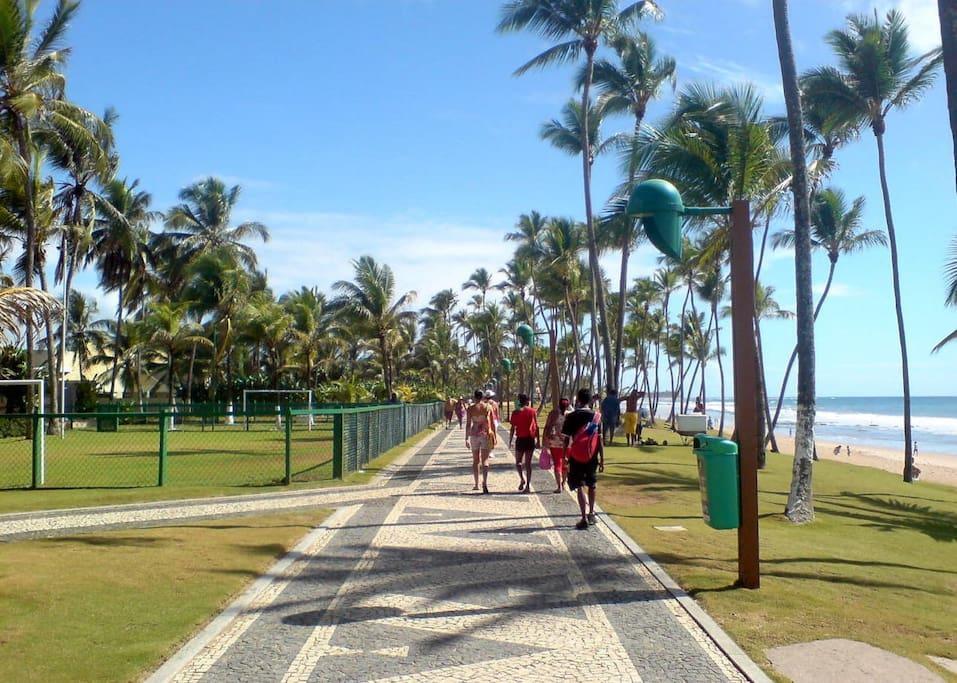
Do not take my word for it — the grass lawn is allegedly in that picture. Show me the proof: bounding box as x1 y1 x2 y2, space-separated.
0 424 438 514
599 426 957 682
0 508 329 682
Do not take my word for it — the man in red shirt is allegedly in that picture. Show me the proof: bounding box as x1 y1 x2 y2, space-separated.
508 393 540 493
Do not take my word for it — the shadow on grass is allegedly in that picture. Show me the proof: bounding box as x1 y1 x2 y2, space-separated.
815 491 957 542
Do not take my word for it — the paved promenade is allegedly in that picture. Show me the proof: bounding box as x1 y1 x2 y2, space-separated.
141 426 764 682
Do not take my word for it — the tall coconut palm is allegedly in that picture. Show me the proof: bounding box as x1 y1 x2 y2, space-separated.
462 267 494 307
696 266 727 434
0 0 91 388
332 256 416 398
803 10 942 482
498 0 662 386
770 189 886 436
164 177 269 269
773 0 818 521
590 29 675 386
91 178 156 398
145 301 212 406
63 291 109 381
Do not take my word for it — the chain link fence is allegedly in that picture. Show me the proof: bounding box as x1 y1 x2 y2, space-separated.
0 402 442 490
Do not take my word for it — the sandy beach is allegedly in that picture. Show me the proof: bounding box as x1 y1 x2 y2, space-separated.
774 436 957 487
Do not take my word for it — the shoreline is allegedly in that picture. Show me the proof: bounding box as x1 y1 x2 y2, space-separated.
774 436 957 487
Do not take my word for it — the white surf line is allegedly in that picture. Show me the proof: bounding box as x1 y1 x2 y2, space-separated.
148 504 361 683
280 429 456 683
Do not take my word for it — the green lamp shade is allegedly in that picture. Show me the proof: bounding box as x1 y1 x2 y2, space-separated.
626 179 684 260
500 358 513 372
516 324 534 346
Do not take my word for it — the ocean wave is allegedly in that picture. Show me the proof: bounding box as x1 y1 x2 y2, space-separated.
705 402 957 438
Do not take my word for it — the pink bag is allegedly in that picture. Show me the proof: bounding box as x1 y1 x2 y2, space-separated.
539 447 552 470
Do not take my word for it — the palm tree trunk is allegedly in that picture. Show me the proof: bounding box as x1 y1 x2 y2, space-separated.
14 122 37 401
580 48 614 385
940 0 957 191
713 300 727 436
379 335 391 397
774 0 817 522
186 342 197 405
754 320 777 459
874 127 914 481
109 283 123 399
39 269 60 421
614 237 630 389
677 285 691 414
770 258 837 436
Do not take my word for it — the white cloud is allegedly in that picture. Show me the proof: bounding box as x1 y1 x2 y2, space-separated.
234 209 516 305
839 0 941 52
813 281 854 298
685 57 784 104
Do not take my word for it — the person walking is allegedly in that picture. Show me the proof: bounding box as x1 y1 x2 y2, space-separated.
465 390 494 494
563 388 604 530
444 397 456 429
508 393 540 493
623 389 644 447
454 397 465 428
600 387 620 446
543 397 572 493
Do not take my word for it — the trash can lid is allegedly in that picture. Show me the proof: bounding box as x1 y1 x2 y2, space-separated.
692 433 738 455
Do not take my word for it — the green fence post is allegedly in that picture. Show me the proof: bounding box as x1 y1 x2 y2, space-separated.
158 409 168 486
284 407 292 485
333 413 343 479
31 409 42 489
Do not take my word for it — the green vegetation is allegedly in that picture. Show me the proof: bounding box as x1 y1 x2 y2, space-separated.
0 424 436 514
599 426 957 680
0 509 329 682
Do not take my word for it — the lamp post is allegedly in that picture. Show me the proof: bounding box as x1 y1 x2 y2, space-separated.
627 179 761 589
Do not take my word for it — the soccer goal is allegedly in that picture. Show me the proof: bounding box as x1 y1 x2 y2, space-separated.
0 379 45 485
241 389 315 429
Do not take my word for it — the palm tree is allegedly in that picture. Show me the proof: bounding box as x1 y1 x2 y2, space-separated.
332 256 416 398
91 178 155 398
696 267 726 435
932 236 957 352
505 211 548 261
462 267 494 307
498 0 662 386
63 291 109 381
591 29 675 386
773 0 819 521
164 177 270 269
281 287 331 389
803 10 942 482
422 289 458 329
770 189 886 436
145 301 212 406
0 0 92 387
0 286 59 339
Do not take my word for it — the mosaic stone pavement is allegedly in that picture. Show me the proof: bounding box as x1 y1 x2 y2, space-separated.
151 427 755 682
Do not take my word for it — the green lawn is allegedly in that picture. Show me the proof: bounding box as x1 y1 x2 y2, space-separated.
599 426 957 681
0 423 438 514
0 508 329 682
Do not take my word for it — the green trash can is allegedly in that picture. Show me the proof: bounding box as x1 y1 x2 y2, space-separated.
95 405 119 433
693 434 740 530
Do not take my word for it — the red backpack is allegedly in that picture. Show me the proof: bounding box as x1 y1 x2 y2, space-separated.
568 411 602 463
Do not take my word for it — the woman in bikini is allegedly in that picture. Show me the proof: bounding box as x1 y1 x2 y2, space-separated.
543 397 572 493
465 390 494 493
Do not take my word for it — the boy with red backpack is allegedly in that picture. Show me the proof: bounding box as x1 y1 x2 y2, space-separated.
562 388 605 530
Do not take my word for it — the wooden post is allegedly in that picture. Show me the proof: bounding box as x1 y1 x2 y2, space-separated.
729 199 761 589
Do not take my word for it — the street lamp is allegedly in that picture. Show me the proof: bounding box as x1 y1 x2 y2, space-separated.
627 178 761 590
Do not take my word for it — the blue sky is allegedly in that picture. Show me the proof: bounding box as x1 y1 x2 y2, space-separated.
56 0 955 397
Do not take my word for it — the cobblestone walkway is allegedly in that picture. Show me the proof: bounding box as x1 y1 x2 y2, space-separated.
148 427 762 682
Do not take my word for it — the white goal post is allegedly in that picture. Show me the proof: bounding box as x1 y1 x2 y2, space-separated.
241 389 315 429
0 379 45 485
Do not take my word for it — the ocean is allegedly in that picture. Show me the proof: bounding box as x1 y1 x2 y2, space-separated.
698 396 957 457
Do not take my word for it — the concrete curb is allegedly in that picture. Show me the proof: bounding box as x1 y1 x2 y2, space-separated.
145 504 360 683
595 508 773 683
